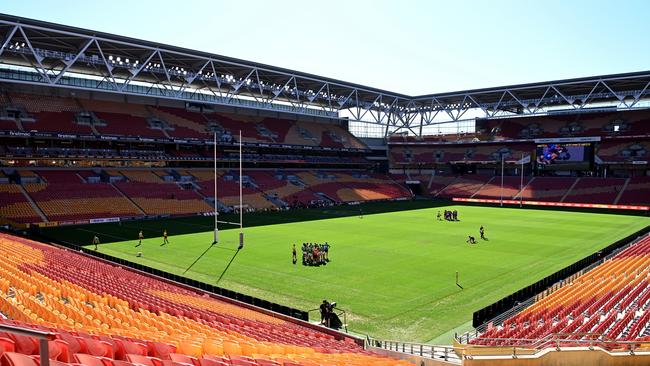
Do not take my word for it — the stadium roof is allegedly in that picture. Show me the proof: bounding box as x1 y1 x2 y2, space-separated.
1 13 650 134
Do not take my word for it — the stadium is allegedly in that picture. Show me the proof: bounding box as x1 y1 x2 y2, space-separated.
0 7 649 366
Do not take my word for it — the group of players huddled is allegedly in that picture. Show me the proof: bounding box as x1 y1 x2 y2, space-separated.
435 209 488 244
437 209 459 221
292 242 330 266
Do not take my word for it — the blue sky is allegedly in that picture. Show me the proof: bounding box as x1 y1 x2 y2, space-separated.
3 0 649 95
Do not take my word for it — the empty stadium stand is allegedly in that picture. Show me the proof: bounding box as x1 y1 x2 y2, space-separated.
0 233 413 366
0 93 367 151
470 235 650 349
477 109 650 140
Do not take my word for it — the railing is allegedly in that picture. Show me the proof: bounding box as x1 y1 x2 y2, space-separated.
367 337 460 363
471 227 650 328
457 333 650 359
459 233 650 343
0 323 56 366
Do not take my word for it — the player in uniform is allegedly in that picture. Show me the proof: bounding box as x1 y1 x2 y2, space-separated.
480 226 486 240
292 244 297 264
135 230 144 247
162 229 169 246
359 208 363 219
92 235 100 250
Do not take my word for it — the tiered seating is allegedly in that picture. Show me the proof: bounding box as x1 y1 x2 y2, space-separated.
295 171 410 203
93 112 166 138
113 171 212 215
471 235 650 348
390 144 533 165
426 176 457 196
479 109 650 140
185 170 273 210
596 140 650 163
472 176 532 200
436 175 492 198
0 118 18 131
150 107 208 139
0 233 412 366
0 185 41 223
9 94 90 135
517 177 576 202
618 177 650 205
24 171 142 222
204 113 272 144
563 178 626 204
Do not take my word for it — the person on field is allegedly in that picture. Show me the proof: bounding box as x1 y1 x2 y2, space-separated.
480 226 486 240
162 229 169 246
467 235 477 244
323 242 330 261
292 244 297 265
135 230 144 247
92 235 100 250
320 300 331 326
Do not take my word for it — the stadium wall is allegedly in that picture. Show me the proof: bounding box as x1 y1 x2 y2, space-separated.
369 347 457 366
472 225 650 328
461 347 650 366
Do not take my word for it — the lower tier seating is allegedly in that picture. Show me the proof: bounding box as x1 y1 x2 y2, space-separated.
471 235 650 349
0 233 412 366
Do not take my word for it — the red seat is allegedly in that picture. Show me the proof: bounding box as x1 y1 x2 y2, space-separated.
147 343 175 361
0 338 15 357
80 339 113 359
168 355 197 366
114 341 146 361
72 354 111 366
125 355 159 366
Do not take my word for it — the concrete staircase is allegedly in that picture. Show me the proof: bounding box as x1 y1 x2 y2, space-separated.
18 185 48 222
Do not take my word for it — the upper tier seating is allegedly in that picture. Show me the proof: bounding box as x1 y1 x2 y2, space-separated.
390 144 533 165
9 94 90 135
478 109 650 140
596 140 650 163
0 233 412 366
472 235 650 349
3 93 365 150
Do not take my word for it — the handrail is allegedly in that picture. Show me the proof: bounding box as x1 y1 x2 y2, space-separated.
459 332 650 358
366 337 460 363
0 323 56 366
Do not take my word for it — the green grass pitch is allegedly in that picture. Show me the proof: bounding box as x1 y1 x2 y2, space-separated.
63 204 647 343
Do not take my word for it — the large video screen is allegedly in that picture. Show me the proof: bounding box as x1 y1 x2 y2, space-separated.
536 143 592 169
